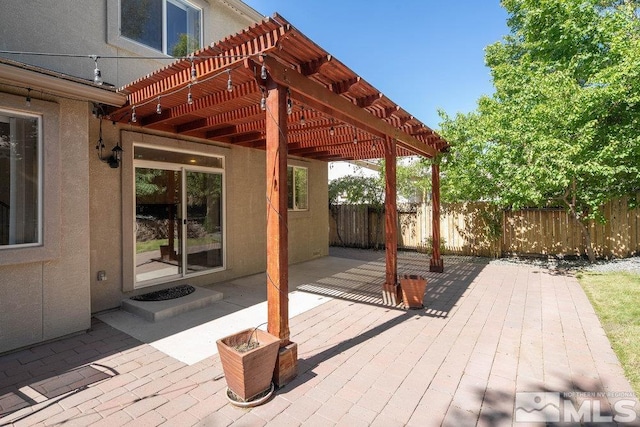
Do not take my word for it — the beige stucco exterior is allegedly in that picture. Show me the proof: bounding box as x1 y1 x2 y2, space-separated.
0 0 330 355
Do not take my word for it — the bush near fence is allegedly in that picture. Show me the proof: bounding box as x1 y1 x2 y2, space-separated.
329 197 640 259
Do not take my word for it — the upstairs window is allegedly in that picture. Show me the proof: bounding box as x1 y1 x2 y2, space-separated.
121 0 202 56
287 166 308 211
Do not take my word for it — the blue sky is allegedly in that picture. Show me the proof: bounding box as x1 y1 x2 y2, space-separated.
242 1 510 130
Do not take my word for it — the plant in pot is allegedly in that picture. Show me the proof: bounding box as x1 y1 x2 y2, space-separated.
216 327 281 406
399 274 427 309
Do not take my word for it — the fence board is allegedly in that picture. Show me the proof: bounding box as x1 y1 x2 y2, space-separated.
329 198 640 258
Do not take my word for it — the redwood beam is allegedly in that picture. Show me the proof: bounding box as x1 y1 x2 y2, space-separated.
430 161 444 272
265 82 290 345
382 137 399 306
300 55 332 76
254 56 438 159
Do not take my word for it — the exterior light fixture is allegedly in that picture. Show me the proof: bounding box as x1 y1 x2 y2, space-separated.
96 114 122 168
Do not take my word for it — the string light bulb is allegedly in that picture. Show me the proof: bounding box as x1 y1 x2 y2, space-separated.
300 106 306 126
156 97 162 115
353 127 358 144
260 89 266 111
329 125 335 136
261 63 267 80
187 85 193 105
25 88 31 107
226 70 233 92
131 106 137 123
190 57 197 83
286 90 292 115
93 56 103 85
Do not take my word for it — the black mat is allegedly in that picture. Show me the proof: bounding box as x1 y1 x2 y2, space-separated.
130 284 196 301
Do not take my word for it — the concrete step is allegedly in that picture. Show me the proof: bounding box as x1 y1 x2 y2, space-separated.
121 286 223 322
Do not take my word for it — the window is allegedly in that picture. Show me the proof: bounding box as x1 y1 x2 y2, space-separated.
121 0 202 56
0 111 41 247
287 166 308 211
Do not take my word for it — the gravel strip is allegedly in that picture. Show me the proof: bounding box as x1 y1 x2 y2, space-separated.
489 256 640 274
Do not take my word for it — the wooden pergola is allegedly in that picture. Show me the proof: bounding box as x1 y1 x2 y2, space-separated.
110 14 448 385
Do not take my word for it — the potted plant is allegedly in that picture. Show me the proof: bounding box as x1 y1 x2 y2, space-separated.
216 327 280 405
399 274 427 309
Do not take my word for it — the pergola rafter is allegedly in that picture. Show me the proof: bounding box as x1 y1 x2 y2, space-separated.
109 13 448 387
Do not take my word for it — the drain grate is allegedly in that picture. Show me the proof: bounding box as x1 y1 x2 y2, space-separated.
130 284 196 301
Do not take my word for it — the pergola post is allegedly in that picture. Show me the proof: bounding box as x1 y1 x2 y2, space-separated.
430 160 444 272
265 82 298 386
382 137 399 305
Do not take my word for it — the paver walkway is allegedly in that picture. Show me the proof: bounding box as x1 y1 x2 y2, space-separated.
1 250 638 426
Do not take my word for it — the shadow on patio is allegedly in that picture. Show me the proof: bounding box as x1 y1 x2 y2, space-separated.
299 248 489 318
0 319 141 420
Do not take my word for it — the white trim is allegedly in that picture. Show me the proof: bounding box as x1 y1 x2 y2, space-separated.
288 165 309 212
117 0 204 57
132 144 226 289
0 109 42 249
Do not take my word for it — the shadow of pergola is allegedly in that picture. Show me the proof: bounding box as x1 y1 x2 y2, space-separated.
297 249 489 319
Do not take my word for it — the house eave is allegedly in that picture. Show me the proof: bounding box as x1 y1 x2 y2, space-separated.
0 58 127 107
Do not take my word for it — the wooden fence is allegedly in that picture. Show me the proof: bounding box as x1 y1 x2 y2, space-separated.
329 197 640 258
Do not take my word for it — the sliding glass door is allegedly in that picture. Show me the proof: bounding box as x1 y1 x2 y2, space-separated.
134 147 223 286
185 170 223 273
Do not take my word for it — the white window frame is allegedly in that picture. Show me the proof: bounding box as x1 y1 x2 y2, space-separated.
0 109 43 249
288 165 308 212
132 144 226 289
110 0 203 57
0 94 60 267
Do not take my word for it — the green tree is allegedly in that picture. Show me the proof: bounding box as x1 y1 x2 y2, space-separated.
329 175 385 247
396 158 432 203
440 0 640 262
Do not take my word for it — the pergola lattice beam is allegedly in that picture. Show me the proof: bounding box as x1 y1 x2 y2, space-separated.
256 55 438 159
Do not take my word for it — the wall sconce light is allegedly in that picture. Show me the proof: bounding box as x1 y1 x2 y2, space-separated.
94 104 122 168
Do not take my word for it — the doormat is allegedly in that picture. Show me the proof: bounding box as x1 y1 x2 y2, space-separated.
131 284 196 301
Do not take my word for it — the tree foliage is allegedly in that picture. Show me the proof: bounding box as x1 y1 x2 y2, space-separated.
396 158 432 203
440 0 640 261
329 175 384 208
328 174 384 247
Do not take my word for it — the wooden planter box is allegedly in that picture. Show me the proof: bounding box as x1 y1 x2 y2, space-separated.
216 328 280 401
399 274 427 309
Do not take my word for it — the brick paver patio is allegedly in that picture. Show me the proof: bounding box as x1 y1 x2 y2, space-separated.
1 250 638 426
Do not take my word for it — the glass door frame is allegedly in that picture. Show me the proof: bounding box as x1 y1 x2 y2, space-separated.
132 157 225 289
